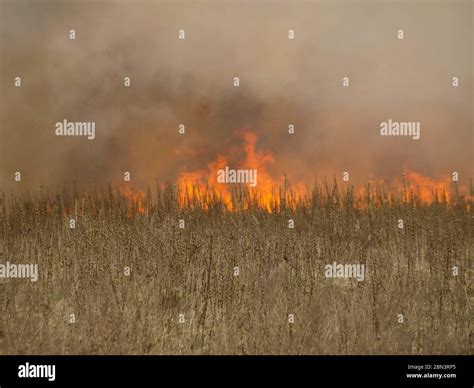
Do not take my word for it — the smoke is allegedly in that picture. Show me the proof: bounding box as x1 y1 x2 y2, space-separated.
1 0 472 191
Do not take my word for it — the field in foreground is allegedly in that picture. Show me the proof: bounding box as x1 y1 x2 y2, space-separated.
0 183 472 354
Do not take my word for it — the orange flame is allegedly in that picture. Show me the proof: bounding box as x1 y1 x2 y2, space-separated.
402 169 453 203
121 184 145 216
115 131 471 214
177 130 284 211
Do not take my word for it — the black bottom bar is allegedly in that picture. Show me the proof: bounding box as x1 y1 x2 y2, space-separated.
0 355 471 387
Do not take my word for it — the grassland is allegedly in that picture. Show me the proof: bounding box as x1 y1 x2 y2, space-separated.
0 182 471 354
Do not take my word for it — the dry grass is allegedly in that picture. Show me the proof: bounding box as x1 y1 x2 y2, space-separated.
0 182 471 354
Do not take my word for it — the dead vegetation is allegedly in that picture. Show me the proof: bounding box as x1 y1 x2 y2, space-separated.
0 182 471 354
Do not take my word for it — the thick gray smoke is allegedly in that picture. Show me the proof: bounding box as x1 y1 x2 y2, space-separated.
0 0 472 191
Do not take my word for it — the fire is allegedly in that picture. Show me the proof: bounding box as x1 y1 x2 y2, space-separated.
34 154 469 219
352 169 471 207
177 130 283 211
175 131 471 211
121 184 145 216
178 154 230 209
402 169 453 203
241 131 277 208
115 131 471 215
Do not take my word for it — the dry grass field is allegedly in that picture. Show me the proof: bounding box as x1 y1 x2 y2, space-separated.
0 182 471 355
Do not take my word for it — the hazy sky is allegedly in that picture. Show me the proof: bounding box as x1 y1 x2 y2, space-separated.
0 0 472 190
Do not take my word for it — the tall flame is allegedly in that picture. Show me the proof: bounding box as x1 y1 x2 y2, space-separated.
177 130 282 211
115 131 471 214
